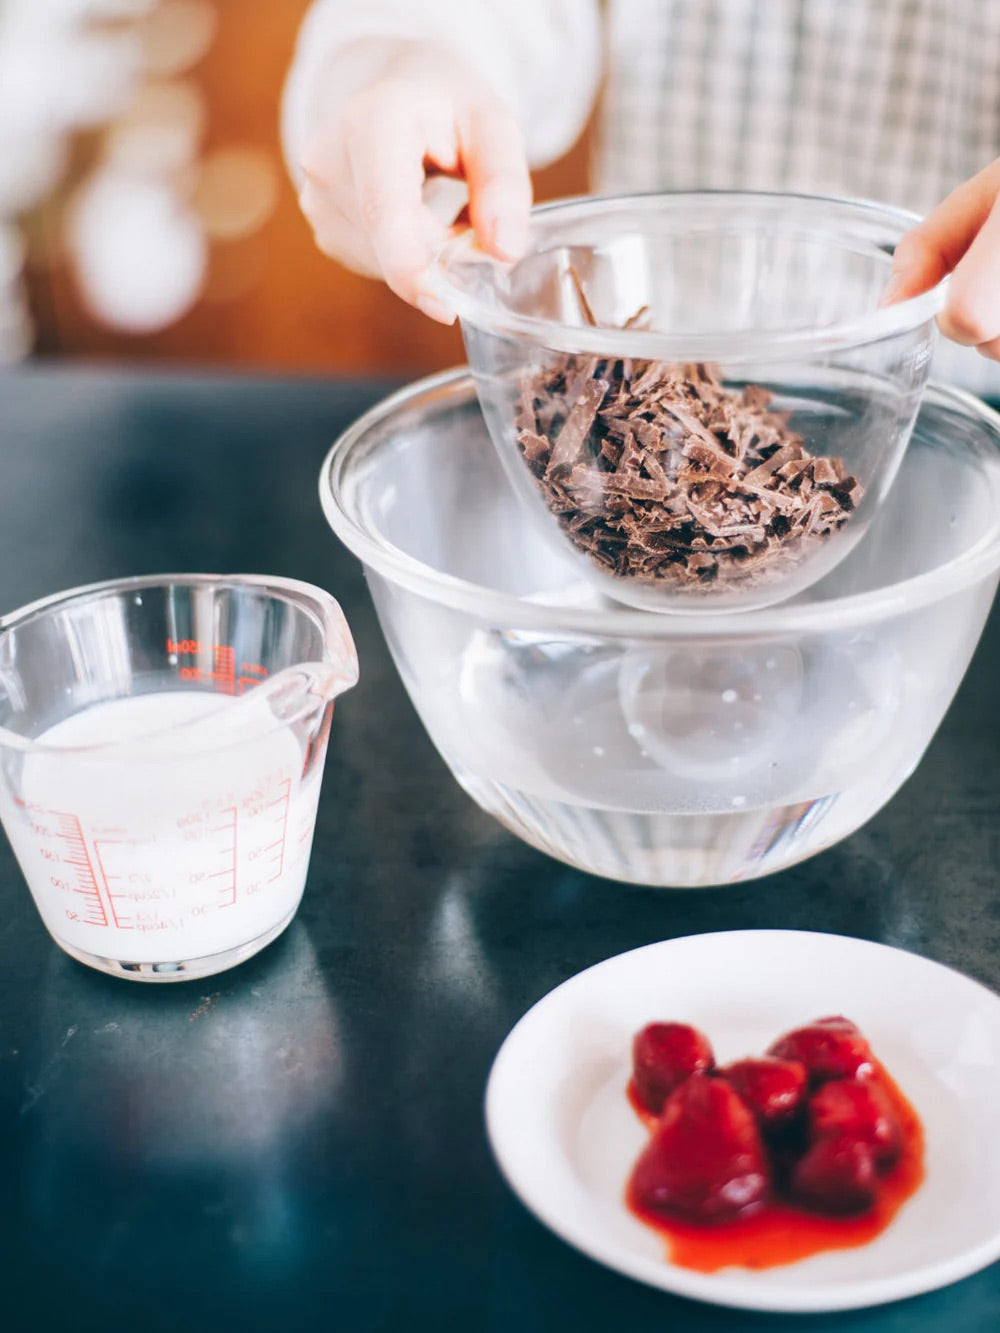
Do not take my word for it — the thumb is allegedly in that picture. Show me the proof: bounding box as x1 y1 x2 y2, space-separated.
880 231 947 306
881 158 1000 307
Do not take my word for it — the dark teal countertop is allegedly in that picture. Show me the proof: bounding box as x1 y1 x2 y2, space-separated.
0 365 997 1333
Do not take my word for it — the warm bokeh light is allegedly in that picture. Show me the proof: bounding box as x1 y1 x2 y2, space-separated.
104 79 206 176
69 168 207 331
192 146 279 241
12 0 587 372
137 0 217 78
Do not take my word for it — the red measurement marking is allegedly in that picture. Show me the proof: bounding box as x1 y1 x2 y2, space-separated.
54 813 109 927
171 642 257 695
261 778 290 882
213 645 235 696
207 806 238 906
234 660 268 694
92 838 141 930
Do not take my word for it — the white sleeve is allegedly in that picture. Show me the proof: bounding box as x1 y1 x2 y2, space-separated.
281 0 602 179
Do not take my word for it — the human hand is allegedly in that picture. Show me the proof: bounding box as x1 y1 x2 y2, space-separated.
885 157 1000 360
296 37 532 323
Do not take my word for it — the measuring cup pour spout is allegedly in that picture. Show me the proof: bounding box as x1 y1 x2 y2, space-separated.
0 573 359 982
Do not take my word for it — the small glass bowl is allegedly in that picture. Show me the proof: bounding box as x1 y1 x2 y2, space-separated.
431 191 945 614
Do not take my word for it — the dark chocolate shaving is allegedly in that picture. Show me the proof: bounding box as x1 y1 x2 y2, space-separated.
515 308 863 593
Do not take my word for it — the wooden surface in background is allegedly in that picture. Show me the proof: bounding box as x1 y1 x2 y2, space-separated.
23 1 590 376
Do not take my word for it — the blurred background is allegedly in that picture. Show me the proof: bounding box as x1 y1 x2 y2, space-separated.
3 0 587 377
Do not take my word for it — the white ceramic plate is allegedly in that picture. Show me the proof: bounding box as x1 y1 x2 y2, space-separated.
485 930 1000 1314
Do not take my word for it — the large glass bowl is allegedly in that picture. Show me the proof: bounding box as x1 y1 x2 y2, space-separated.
430 192 944 614
320 371 1000 889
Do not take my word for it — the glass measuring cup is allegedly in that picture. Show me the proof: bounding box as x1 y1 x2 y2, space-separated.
0 574 358 981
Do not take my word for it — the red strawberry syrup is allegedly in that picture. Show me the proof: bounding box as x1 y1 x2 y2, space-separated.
625 1063 924 1273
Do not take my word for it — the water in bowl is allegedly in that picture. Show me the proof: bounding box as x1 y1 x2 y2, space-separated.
399 596 929 885
364 406 1000 887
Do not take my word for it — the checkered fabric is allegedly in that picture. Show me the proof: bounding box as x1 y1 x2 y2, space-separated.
595 0 1000 392
598 0 1000 216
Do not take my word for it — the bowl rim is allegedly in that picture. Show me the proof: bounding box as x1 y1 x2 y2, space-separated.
319 369 1000 640
428 190 946 362
0 573 359 757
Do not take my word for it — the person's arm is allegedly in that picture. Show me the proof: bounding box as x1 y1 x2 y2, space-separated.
887 158 1000 361
282 0 601 321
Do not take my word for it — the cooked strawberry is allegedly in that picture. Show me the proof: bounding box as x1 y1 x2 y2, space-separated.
628 1072 769 1224
766 1016 875 1085
809 1077 901 1170
791 1135 878 1214
631 1021 714 1114
716 1056 808 1129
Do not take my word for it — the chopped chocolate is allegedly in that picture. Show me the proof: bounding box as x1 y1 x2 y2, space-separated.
514 305 863 594
546 378 609 476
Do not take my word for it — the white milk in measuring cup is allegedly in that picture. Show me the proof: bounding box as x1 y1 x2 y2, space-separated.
0 680 330 977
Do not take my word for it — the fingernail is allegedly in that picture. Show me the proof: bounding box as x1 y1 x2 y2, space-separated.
415 294 457 325
878 273 907 308
492 216 528 261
